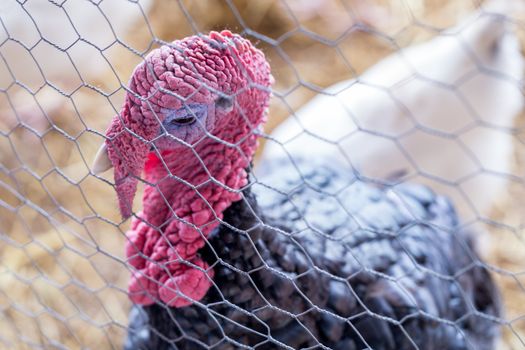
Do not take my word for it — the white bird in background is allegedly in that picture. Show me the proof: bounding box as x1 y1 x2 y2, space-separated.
261 0 524 221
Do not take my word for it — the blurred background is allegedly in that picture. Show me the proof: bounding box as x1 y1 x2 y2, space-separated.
0 0 523 348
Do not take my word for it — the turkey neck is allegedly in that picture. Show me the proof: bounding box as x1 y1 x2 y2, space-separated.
138 132 259 260
125 116 260 306
141 133 257 233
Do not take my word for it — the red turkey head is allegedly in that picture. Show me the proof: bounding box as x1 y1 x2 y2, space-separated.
92 31 272 219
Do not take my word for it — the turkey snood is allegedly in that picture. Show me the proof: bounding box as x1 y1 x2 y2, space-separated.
102 31 271 307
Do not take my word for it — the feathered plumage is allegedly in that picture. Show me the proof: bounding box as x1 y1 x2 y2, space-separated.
125 159 500 349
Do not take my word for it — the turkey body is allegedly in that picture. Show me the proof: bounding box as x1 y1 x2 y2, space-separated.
125 158 500 350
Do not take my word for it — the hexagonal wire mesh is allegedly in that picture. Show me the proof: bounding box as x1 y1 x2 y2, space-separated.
0 0 524 349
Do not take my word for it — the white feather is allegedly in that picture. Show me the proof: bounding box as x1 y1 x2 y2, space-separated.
261 4 524 220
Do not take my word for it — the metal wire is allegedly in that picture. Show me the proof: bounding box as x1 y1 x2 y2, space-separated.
0 0 524 349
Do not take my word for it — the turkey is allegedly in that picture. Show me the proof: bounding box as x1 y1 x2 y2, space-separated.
92 30 500 349
261 0 524 220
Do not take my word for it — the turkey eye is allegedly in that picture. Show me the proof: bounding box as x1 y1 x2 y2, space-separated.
171 116 196 125
216 96 233 112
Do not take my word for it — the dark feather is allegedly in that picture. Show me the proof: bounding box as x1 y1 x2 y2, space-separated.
125 159 500 350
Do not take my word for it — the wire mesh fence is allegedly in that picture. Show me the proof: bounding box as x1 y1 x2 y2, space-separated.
0 0 524 349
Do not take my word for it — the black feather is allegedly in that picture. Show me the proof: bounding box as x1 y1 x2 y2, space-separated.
124 158 500 350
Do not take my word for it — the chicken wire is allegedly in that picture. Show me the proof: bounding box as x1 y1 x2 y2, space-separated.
0 0 524 349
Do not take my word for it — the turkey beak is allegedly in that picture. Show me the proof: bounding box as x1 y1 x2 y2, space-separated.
92 143 113 174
